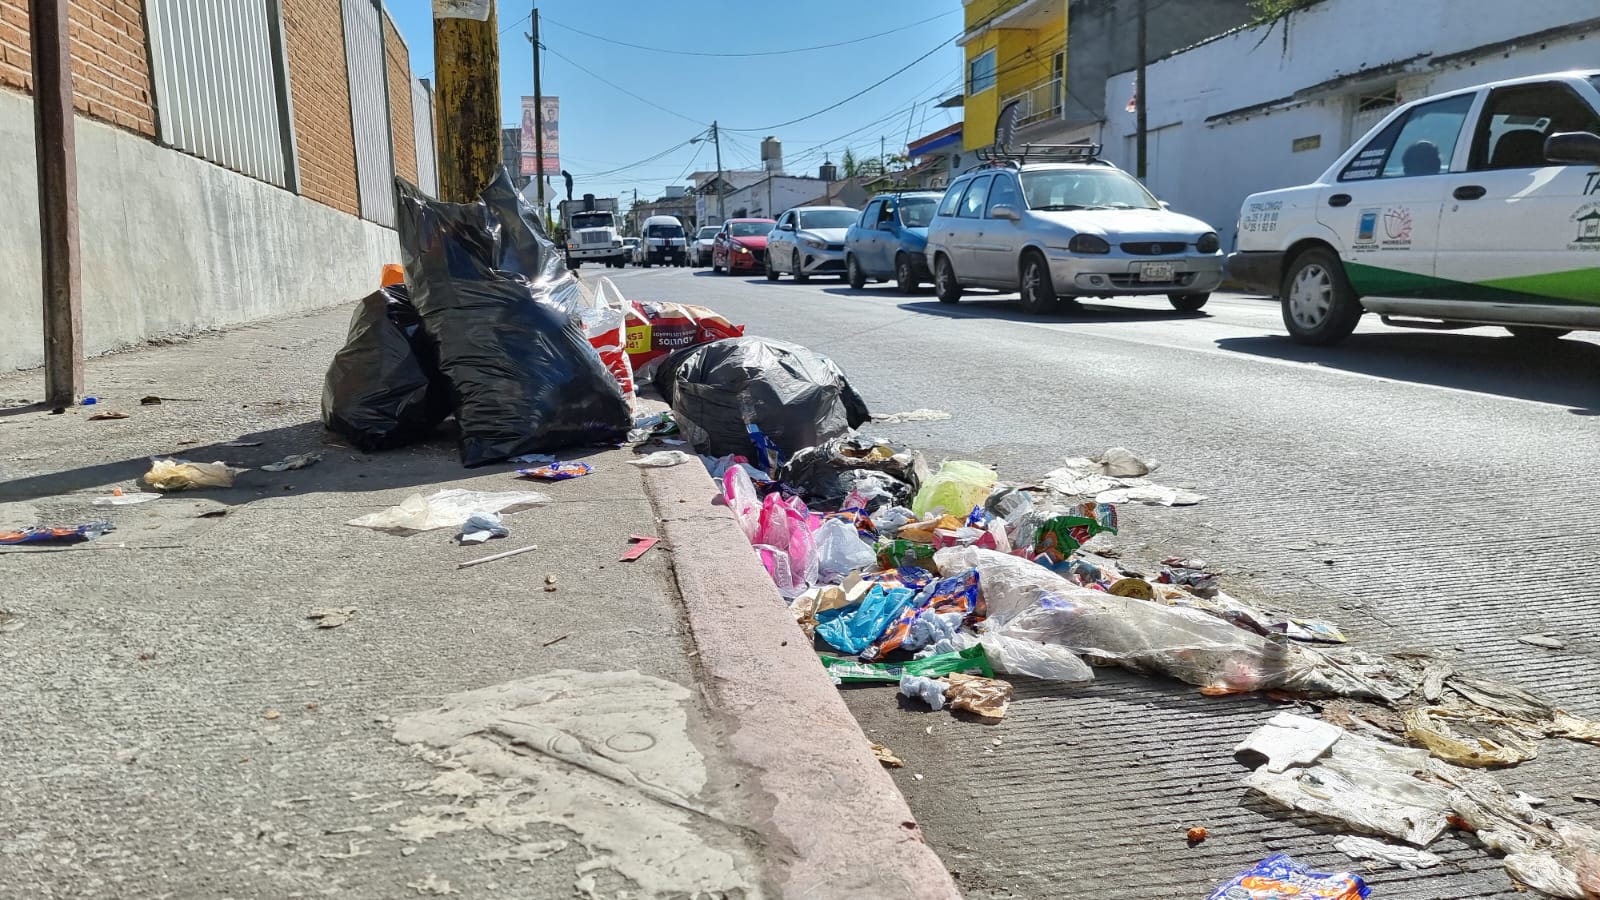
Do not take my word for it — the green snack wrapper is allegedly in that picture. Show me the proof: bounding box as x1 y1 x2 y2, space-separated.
820 644 992 683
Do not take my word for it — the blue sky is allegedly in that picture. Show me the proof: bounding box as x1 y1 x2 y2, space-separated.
387 1 963 208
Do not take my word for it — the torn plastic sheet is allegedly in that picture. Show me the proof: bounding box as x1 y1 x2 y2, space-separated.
1436 763 1600 898
1233 711 1344 773
1403 705 1542 768
936 547 1383 698
1041 448 1205 506
347 489 548 535
1334 835 1443 870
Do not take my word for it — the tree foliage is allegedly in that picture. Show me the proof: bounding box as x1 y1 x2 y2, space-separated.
1249 0 1317 21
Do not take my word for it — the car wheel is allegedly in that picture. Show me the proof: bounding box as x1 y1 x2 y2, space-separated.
792 251 810 283
847 255 866 290
934 255 962 304
765 254 779 281
1019 251 1056 315
1507 326 1571 341
1169 292 1210 312
1281 247 1361 346
895 254 917 294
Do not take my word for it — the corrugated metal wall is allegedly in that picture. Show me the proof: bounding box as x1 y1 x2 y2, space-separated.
411 79 439 197
340 0 396 226
144 0 296 188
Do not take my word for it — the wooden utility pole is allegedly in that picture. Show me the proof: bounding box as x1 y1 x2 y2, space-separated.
433 5 501 202
527 6 545 216
31 0 83 408
1135 0 1148 180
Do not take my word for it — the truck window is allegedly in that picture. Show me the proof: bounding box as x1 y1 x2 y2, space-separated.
1468 82 1600 171
570 212 614 230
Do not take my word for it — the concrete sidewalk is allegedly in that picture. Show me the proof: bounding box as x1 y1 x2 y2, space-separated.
0 300 958 898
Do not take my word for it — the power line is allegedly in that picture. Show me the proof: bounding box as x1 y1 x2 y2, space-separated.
540 10 956 58
541 44 707 126
723 33 957 133
570 135 700 179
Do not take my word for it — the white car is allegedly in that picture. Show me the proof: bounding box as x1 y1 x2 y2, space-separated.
1231 70 1600 345
688 226 719 267
924 152 1223 314
765 207 858 283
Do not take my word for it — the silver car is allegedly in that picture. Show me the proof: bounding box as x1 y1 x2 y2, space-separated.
688 226 719 267
925 157 1223 313
765 206 858 283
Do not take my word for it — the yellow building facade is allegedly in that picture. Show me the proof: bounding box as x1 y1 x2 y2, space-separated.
960 0 1068 151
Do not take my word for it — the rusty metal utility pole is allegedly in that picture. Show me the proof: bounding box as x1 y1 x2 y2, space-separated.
31 0 83 408
433 4 502 202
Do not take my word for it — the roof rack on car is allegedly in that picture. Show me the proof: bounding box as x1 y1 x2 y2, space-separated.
976 142 1104 166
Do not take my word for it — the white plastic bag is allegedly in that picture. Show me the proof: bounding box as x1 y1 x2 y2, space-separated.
629 450 695 468
812 517 876 584
143 458 246 491
347 489 549 535
976 631 1094 684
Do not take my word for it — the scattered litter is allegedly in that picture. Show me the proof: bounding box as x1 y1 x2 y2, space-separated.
898 673 947 711
456 543 538 570
261 452 322 472
307 607 356 629
81 397 97 405
625 411 680 444
515 461 592 480
508 452 557 465
628 450 695 468
620 535 659 561
1519 634 1566 650
0 610 21 634
1234 711 1344 773
626 301 745 383
264 709 281 720
405 873 456 896
1403 705 1541 767
87 410 128 420
1042 449 1205 506
545 574 558 585
821 645 992 683
321 285 451 451
871 742 904 768
347 489 548 535
143 458 245 491
945 672 1013 721
222 440 263 448
912 460 996 518
0 522 114 545
140 396 162 405
1206 854 1368 900
872 409 951 424
92 491 161 506
1334 835 1442 870
457 512 509 545
541 633 570 648
1187 826 1209 846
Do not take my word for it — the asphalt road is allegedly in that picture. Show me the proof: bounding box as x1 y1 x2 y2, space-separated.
601 262 1600 899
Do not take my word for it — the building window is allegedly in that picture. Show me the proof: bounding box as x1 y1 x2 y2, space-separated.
969 49 996 96
1355 87 1401 114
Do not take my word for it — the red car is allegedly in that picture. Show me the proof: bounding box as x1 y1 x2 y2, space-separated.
711 218 776 274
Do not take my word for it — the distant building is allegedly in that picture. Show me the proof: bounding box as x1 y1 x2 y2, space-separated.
501 127 531 191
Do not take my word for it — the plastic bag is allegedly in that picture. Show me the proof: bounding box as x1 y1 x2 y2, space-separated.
1334 836 1443 870
583 278 636 401
395 171 631 466
749 492 818 597
813 517 876 584
815 583 918 655
1403 705 1541 768
911 460 997 518
945 672 1013 720
1006 497 1118 566
143 458 246 491
346 489 549 535
321 286 451 451
629 450 695 468
1205 854 1369 900
865 569 983 661
898 674 947 711
722 466 761 541
935 546 1381 698
657 337 871 462
777 435 927 507
626 300 745 383
821 643 992 683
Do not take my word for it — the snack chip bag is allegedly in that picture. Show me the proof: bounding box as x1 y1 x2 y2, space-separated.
1205 854 1369 900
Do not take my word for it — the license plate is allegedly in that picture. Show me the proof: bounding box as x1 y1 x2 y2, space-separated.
1139 262 1175 282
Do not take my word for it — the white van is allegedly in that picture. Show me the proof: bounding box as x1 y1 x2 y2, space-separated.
640 216 688 268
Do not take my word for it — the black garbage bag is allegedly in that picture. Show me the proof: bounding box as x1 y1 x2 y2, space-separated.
660 336 872 461
320 285 450 451
395 170 631 466
777 435 928 507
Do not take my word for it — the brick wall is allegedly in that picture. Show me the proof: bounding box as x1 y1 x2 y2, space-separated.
0 0 155 136
281 0 358 216
383 15 416 185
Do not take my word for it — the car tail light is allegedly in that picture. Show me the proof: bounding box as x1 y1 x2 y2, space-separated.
1068 234 1111 254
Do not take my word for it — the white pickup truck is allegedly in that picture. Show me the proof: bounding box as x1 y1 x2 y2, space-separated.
1230 70 1600 345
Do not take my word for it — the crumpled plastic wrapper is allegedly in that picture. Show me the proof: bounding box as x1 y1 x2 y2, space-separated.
945 673 1013 721
143 458 247 491
347 489 548 535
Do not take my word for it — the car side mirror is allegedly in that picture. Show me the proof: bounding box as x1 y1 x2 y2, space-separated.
1545 131 1600 165
780 222 794 231
990 204 1020 221
1159 200 1172 210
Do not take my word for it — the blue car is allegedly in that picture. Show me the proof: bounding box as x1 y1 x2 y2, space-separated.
844 191 943 293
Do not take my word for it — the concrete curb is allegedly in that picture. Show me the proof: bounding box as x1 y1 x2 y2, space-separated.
643 460 963 900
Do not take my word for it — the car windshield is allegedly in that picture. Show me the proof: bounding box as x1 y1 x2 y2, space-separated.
898 196 938 227
570 212 613 230
646 223 684 238
797 209 856 230
1020 169 1159 211
731 222 772 237
697 227 719 239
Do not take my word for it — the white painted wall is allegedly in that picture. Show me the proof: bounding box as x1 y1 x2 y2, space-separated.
1098 0 1600 246
0 89 398 371
721 176 830 219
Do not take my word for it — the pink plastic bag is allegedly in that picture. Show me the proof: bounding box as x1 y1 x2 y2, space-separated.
724 467 760 541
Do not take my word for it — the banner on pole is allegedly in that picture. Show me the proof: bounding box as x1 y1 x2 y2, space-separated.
520 96 560 177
